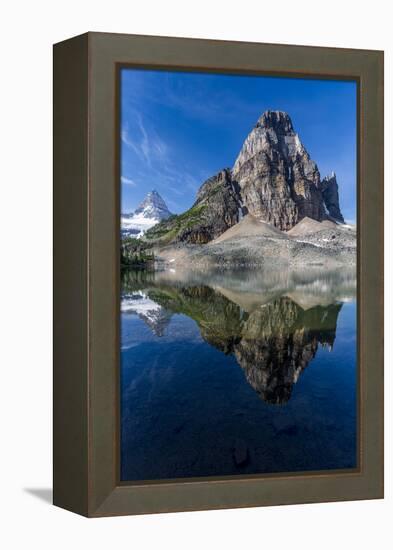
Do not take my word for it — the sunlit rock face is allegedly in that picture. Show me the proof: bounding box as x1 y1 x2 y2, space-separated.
232 111 328 231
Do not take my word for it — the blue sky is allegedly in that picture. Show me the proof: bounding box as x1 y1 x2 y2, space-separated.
121 69 357 223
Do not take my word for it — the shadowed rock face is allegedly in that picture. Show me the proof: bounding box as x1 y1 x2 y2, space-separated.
143 169 242 244
321 172 345 223
121 269 345 404
179 169 242 244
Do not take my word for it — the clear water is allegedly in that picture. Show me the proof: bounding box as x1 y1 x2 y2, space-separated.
120 266 357 481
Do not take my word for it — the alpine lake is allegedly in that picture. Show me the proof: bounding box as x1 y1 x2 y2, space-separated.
120 265 357 481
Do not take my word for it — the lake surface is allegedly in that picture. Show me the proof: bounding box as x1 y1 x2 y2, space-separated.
120 266 357 481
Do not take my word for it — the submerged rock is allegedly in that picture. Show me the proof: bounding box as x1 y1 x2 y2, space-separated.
233 438 249 466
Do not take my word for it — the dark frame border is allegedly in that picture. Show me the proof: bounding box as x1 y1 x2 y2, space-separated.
53 32 383 517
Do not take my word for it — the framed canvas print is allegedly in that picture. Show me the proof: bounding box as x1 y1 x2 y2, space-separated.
53 32 384 517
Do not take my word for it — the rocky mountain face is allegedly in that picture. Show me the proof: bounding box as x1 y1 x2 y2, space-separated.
145 110 345 244
233 111 328 230
145 169 241 244
184 169 242 243
121 190 172 238
321 172 345 223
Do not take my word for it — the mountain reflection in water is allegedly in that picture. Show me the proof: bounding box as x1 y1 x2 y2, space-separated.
121 266 357 481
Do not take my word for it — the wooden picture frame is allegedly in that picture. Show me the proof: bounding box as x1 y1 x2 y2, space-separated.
53 32 384 517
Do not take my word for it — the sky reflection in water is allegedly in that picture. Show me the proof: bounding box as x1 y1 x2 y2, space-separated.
120 266 357 481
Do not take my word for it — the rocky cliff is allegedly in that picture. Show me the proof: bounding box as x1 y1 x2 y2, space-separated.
187 169 242 242
144 110 345 244
233 111 329 230
145 169 241 244
321 172 345 223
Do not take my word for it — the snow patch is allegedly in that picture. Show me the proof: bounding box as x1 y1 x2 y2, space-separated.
121 292 161 315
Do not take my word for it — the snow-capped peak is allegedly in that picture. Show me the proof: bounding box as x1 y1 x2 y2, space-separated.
121 190 172 238
134 190 171 219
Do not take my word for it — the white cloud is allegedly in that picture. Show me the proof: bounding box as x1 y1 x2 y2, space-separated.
121 112 169 169
121 128 142 159
121 112 201 207
121 176 136 186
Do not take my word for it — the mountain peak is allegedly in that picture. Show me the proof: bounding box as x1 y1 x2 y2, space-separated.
232 109 329 230
146 189 160 197
232 109 304 179
257 110 294 133
121 190 172 238
134 190 171 219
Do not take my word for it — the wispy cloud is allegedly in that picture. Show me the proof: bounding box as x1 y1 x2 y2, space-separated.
121 176 136 186
121 128 141 158
121 111 202 207
121 111 169 168
122 69 258 123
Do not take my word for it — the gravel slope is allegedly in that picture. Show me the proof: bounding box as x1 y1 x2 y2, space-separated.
155 217 356 269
